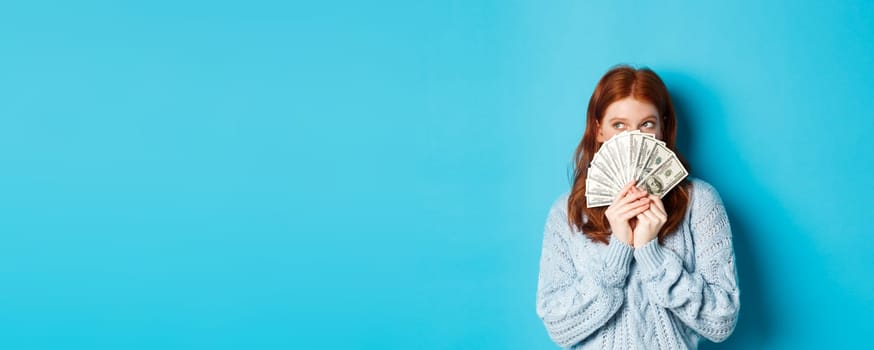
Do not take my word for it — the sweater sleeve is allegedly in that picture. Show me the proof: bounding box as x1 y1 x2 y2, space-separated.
632 181 740 343
535 203 634 348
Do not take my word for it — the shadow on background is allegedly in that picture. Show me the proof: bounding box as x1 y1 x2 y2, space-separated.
664 71 774 348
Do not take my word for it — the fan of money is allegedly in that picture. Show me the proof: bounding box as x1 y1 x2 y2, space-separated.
585 130 689 208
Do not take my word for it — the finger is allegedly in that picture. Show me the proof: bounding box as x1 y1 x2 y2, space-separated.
645 204 666 223
639 209 659 224
615 197 649 214
608 197 643 216
646 197 667 222
621 209 649 222
652 207 667 223
615 188 649 206
635 213 650 225
618 201 649 216
649 195 667 216
606 198 643 223
612 180 638 205
618 202 650 220
608 190 649 220
614 203 649 221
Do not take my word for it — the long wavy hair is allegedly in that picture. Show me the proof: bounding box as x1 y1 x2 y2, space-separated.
567 65 691 244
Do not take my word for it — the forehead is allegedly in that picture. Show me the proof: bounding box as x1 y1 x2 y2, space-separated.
603 97 659 119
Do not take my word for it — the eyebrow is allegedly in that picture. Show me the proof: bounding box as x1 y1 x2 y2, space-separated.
606 116 659 122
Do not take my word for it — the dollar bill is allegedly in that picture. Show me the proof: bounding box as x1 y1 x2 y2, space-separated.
628 130 640 185
584 130 688 207
638 155 689 198
592 151 622 189
638 143 673 183
633 135 656 182
586 194 613 207
587 166 619 193
599 134 624 185
612 131 630 184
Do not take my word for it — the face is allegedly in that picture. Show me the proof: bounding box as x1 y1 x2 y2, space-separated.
595 96 663 143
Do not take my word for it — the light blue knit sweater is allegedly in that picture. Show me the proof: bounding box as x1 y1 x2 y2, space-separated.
535 178 740 349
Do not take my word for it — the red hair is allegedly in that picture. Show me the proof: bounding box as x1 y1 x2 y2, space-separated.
567 65 691 244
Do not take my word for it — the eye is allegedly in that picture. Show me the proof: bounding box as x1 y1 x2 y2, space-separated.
612 122 625 129
641 121 656 129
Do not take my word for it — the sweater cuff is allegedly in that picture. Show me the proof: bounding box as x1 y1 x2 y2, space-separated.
633 239 666 274
606 235 634 270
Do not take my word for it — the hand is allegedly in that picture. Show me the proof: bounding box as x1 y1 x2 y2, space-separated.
632 193 668 248
604 180 650 246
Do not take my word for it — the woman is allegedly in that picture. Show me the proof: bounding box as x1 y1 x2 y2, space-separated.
535 65 740 349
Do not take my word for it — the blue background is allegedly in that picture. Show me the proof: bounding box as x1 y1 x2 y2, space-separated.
1 0 872 349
